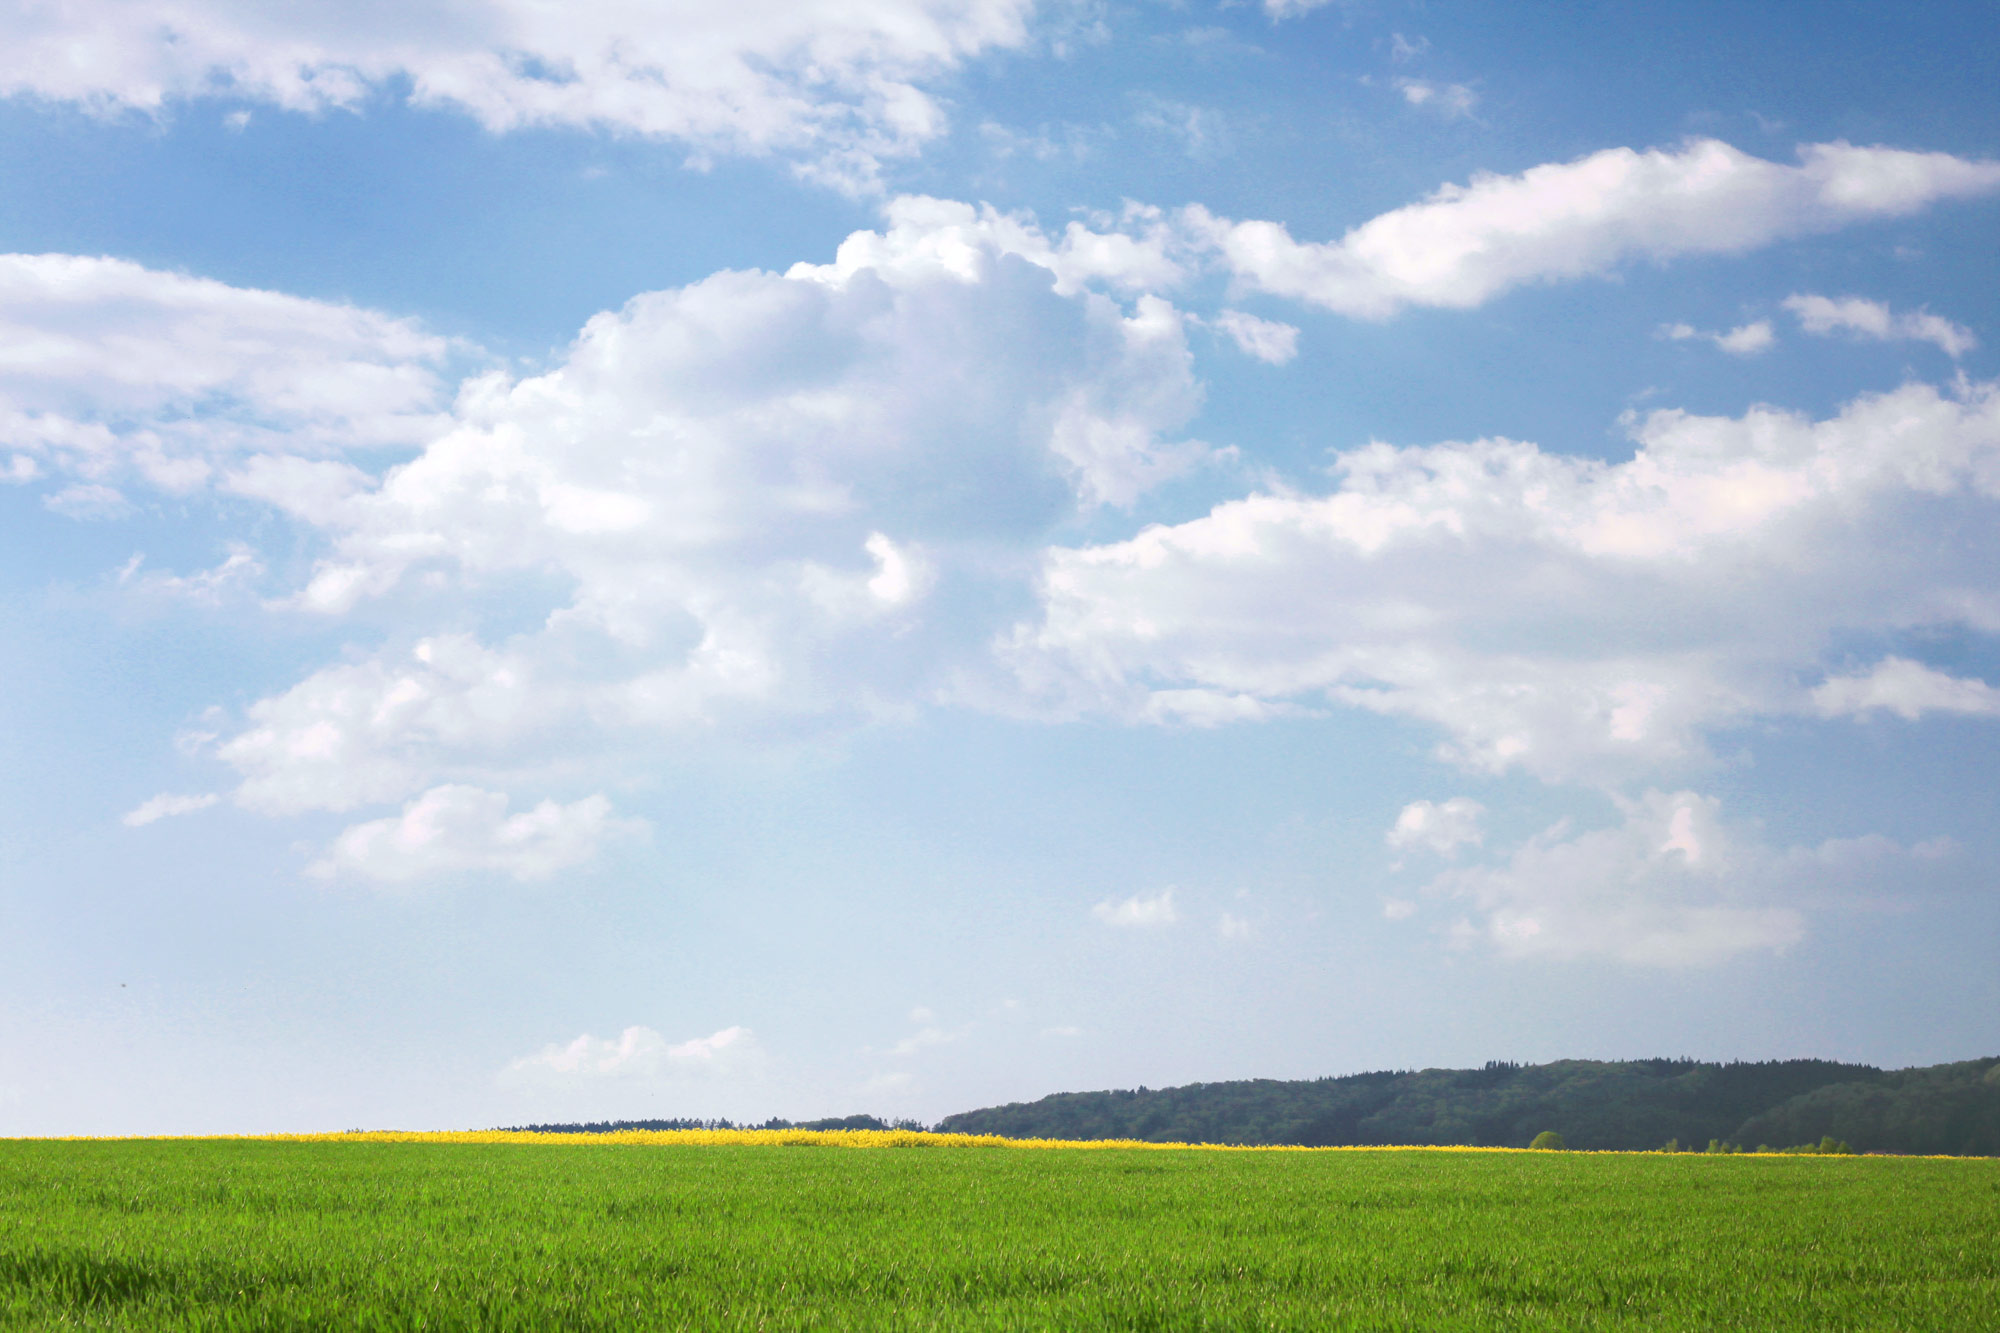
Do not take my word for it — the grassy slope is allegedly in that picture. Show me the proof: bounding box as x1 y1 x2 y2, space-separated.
3 1141 1997 1330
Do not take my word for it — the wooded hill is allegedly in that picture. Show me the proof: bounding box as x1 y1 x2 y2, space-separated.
933 1057 2000 1155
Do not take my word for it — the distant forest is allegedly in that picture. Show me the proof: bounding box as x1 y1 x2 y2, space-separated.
507 1056 2000 1155
934 1057 2000 1155
500 1115 920 1135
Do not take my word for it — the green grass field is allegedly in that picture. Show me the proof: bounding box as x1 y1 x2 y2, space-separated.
2 1140 1996 1330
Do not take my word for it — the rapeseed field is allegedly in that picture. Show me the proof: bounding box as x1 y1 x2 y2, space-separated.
2 1135 1994 1329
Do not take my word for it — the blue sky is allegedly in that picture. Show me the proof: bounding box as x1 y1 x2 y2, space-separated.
3 0 1998 1134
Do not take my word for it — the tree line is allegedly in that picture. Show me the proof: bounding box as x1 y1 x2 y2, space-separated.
932 1056 2000 1154
496 1056 2000 1154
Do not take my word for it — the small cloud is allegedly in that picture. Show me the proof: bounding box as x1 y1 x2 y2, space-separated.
1217 912 1252 939
223 110 251 131
122 792 221 827
1659 319 1775 356
864 531 929 606
44 483 132 520
1131 96 1230 159
1812 657 2000 721
1213 309 1300 365
503 1024 759 1081
1174 26 1238 52
307 785 645 884
1784 293 1976 358
118 544 263 604
1386 797 1486 859
1264 0 1338 18
1713 321 1776 355
890 1013 963 1057
1091 888 1179 928
1383 898 1418 920
1422 792 1825 967
1041 1025 1084 1038
978 120 1093 163
1395 79 1478 119
1389 33 1430 62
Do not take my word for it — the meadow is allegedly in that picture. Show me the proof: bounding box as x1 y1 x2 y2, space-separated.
2 1133 1995 1330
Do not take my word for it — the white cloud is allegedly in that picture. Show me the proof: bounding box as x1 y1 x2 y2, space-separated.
178 202 1206 815
121 792 220 827
1395 79 1477 119
117 544 264 604
792 195 1191 297
1411 791 1946 967
889 1009 965 1056
1812 657 2000 721
1715 322 1777 354
504 1024 759 1080
1785 294 1977 358
1007 376 2000 782
0 0 1039 191
0 253 455 498
218 638 552 815
1212 309 1300 365
1386 797 1485 858
1132 96 1231 160
306 784 643 883
47 167 2000 834
1263 0 1338 18
1217 911 1252 939
863 531 927 606
1660 319 1775 356
1091 888 1178 927
860 1070 917 1096
978 120 1094 164
43 482 132 519
1419 791 1814 966
1186 140 2000 318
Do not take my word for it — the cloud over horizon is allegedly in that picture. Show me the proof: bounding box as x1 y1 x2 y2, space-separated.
11 135 1993 986
504 1025 762 1081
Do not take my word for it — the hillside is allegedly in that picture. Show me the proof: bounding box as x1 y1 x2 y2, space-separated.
932 1057 2000 1154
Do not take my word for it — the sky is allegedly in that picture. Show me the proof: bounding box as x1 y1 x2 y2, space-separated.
2 0 1998 1135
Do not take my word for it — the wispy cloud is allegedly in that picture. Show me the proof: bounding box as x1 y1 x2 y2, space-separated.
1092 888 1179 928
1785 293 1976 357
308 786 644 884
1212 309 1300 364
1660 319 1776 355
504 1025 760 1081
122 792 221 827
